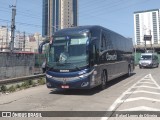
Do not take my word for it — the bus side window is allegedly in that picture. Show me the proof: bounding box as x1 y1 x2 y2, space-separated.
92 45 96 59
90 44 96 65
101 33 107 51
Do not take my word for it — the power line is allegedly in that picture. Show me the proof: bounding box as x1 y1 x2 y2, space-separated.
79 0 150 25
0 8 42 20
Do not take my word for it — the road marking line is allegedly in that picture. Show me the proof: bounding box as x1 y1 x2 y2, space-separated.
120 106 160 111
107 74 152 111
133 85 160 89
138 82 155 84
121 97 160 103
100 74 160 120
125 90 160 95
150 74 160 88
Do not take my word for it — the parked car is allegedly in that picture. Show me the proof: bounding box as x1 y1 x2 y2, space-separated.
139 53 159 68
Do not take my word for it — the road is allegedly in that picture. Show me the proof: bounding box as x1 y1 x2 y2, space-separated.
0 66 160 120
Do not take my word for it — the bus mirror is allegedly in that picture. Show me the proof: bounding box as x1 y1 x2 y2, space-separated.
38 40 49 54
38 45 42 54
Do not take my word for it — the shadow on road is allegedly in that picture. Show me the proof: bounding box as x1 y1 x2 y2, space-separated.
49 88 101 96
106 73 136 88
49 73 136 96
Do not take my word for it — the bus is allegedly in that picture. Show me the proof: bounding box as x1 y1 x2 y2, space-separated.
39 25 134 89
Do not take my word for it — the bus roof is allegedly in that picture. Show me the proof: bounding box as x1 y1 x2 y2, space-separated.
54 25 126 39
54 25 99 36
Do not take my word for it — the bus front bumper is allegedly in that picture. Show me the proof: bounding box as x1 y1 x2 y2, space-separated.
45 73 96 89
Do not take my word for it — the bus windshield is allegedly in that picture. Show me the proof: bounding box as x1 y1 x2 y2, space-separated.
47 35 89 70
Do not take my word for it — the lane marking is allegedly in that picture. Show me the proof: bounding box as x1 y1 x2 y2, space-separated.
100 74 160 120
121 97 160 103
138 82 155 84
133 85 160 90
125 90 160 95
150 74 160 88
120 106 160 111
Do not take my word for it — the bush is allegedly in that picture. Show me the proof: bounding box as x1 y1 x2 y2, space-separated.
16 84 21 89
31 81 37 87
29 80 34 86
1 85 7 93
38 78 46 85
0 78 45 94
8 85 16 92
21 81 30 89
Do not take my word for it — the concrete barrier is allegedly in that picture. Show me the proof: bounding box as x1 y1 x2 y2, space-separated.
0 52 36 80
0 74 45 85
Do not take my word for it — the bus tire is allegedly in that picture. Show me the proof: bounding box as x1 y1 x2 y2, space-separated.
127 65 131 77
100 71 107 90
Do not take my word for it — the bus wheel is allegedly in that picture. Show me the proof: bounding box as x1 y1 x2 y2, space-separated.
100 71 107 90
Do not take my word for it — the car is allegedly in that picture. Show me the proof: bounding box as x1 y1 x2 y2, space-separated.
139 53 159 68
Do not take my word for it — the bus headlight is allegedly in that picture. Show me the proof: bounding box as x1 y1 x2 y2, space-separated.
91 75 95 82
79 75 84 78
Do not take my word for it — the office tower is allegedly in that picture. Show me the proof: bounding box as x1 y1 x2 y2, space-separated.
42 0 78 37
134 9 160 45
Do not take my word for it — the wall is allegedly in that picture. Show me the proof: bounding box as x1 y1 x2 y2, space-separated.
0 52 35 80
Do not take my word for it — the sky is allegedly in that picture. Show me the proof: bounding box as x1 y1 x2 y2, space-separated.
0 0 160 38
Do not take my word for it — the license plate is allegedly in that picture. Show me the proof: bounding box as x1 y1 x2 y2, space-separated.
61 85 69 89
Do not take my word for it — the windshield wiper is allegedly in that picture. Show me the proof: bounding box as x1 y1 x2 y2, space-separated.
65 62 81 70
47 62 81 71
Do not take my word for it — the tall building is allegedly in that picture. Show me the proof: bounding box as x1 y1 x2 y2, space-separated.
42 0 78 37
0 26 10 50
134 9 160 46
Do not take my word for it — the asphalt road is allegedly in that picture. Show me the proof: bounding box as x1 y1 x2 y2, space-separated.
0 66 160 120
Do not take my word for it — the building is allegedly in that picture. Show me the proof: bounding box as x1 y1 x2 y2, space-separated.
42 0 78 37
134 9 160 48
0 25 44 52
26 33 43 52
0 26 10 50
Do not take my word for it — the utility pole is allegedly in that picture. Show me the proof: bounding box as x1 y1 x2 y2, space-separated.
54 0 57 33
10 0 17 52
6 25 9 48
23 32 25 51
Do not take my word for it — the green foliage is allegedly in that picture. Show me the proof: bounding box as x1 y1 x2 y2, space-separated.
29 80 34 86
8 85 16 92
38 78 46 85
16 84 21 88
31 81 37 87
21 81 30 89
1 85 7 93
0 78 45 94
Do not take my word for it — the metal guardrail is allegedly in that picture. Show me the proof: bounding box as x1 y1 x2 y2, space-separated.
0 74 45 85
